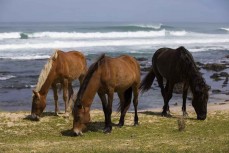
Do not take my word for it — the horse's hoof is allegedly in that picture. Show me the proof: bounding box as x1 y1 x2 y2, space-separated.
103 127 112 134
183 112 189 117
134 122 139 126
161 112 171 117
161 112 167 117
118 122 124 128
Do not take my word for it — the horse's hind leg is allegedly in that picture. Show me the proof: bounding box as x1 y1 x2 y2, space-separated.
162 81 174 117
182 82 189 117
132 85 139 126
52 83 59 115
157 75 165 98
156 75 167 115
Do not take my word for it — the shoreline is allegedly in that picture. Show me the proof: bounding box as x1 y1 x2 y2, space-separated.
1 100 228 116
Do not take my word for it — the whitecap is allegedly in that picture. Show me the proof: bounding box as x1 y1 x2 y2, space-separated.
0 75 16 81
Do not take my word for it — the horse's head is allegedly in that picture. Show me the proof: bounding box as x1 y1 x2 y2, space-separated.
72 98 90 136
31 90 46 121
192 79 210 120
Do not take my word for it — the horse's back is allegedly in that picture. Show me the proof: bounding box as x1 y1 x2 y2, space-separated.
55 50 87 80
153 47 193 82
100 55 140 90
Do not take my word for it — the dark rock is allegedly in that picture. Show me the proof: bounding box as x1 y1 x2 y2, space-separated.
136 57 148 61
203 63 227 72
225 55 229 58
212 89 221 94
141 67 151 72
219 72 229 77
140 63 146 67
223 76 228 85
196 62 204 67
210 73 222 81
210 73 220 79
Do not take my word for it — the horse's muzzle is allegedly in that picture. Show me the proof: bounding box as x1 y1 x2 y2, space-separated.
30 114 40 121
197 114 206 120
73 129 83 137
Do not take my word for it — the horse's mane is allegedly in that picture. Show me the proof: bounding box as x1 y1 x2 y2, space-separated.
178 46 209 95
35 50 58 92
77 54 105 100
177 46 199 78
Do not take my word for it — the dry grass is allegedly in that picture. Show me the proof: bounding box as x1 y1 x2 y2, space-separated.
0 109 229 153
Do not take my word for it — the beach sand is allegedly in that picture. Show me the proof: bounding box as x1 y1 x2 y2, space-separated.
0 100 228 121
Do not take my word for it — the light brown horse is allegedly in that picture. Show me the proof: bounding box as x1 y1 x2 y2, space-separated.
31 50 87 120
72 54 141 136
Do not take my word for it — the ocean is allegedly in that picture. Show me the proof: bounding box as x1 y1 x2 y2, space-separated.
0 22 229 112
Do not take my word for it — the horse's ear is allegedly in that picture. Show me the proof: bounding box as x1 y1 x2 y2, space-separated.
33 90 40 99
51 50 59 61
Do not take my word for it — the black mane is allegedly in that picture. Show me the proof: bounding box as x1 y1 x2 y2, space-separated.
76 54 105 101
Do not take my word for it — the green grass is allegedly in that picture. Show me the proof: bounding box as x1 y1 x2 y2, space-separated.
0 110 229 153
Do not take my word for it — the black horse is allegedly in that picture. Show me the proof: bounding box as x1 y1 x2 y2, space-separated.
140 46 209 120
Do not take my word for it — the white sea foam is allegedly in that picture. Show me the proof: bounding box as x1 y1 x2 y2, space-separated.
0 30 190 40
0 37 229 51
168 30 187 36
132 24 163 29
0 75 16 80
0 32 21 39
27 30 167 39
220 28 229 32
1 55 50 60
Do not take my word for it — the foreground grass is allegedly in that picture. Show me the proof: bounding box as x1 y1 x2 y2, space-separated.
0 110 229 153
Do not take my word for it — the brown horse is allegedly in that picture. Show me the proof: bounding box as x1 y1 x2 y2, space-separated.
72 54 141 136
140 46 209 120
31 50 87 120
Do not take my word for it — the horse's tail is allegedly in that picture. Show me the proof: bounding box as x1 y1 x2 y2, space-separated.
117 87 132 112
139 68 155 93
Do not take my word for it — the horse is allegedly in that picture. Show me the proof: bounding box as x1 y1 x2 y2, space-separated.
31 50 87 121
140 46 209 120
72 54 141 136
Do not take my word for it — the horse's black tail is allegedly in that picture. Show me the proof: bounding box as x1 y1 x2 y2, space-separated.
139 68 155 93
117 87 132 112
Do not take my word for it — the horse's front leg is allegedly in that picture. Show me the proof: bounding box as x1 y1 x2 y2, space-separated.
132 85 139 126
98 92 109 129
67 82 74 112
63 79 69 114
52 83 59 115
182 82 189 117
104 89 114 134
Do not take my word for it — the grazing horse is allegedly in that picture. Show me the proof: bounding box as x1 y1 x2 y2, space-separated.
140 46 209 120
72 54 140 136
31 50 87 120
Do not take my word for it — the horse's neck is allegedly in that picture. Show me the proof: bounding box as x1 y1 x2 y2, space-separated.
81 71 101 106
37 69 56 96
189 73 202 93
